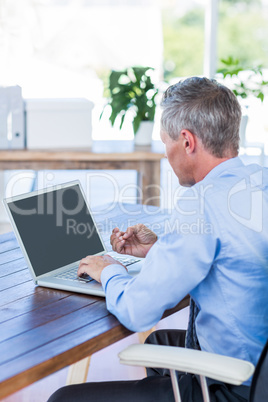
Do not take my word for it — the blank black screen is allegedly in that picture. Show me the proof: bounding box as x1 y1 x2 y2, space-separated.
8 184 105 276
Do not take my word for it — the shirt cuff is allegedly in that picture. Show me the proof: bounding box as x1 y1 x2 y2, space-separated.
101 264 130 290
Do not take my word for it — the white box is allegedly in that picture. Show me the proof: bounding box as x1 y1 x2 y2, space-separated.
25 98 94 149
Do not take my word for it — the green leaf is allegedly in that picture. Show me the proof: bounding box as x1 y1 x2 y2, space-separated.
257 92 264 102
119 112 126 130
133 114 142 134
109 70 126 90
132 66 153 84
109 109 118 127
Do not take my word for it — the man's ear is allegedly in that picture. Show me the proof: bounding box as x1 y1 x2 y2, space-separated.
181 129 196 154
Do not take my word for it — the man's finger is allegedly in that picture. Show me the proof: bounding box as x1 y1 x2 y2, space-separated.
111 234 122 247
114 239 125 253
122 226 135 240
79 257 88 268
112 227 122 235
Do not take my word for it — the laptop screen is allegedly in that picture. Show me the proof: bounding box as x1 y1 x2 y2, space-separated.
7 184 105 277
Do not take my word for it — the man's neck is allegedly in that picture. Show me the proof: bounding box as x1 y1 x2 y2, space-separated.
193 152 236 184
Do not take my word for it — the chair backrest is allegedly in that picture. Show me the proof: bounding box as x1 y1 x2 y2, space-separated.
250 338 268 402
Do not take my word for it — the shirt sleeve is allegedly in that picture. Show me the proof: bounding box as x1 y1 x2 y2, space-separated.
101 205 219 332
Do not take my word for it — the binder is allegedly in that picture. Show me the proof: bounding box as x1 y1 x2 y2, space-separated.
0 87 9 149
0 86 25 149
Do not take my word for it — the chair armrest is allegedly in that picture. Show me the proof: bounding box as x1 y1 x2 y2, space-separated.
118 344 255 385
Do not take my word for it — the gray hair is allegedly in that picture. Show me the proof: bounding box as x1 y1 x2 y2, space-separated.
160 77 241 158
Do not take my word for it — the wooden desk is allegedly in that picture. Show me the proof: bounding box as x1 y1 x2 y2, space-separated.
0 140 165 206
0 203 189 399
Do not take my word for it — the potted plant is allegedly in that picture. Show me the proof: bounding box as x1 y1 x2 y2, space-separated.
101 66 158 145
216 57 267 156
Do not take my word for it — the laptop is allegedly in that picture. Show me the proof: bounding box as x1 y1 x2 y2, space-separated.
3 180 143 297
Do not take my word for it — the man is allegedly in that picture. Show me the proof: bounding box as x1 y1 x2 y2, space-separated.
48 77 268 401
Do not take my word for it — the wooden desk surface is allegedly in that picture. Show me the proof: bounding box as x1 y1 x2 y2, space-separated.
0 203 189 399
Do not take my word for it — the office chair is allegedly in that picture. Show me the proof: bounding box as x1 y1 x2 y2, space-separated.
119 338 268 402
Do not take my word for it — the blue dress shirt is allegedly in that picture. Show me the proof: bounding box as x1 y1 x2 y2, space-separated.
101 157 268 385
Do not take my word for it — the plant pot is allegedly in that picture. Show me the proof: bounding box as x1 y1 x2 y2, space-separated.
134 121 154 146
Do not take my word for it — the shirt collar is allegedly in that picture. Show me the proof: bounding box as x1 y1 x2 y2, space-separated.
202 157 244 182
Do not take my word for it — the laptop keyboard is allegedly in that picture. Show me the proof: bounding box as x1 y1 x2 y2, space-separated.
54 256 140 282
114 256 141 266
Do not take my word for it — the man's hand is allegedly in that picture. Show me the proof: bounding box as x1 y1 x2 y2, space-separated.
77 255 126 283
110 224 157 258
